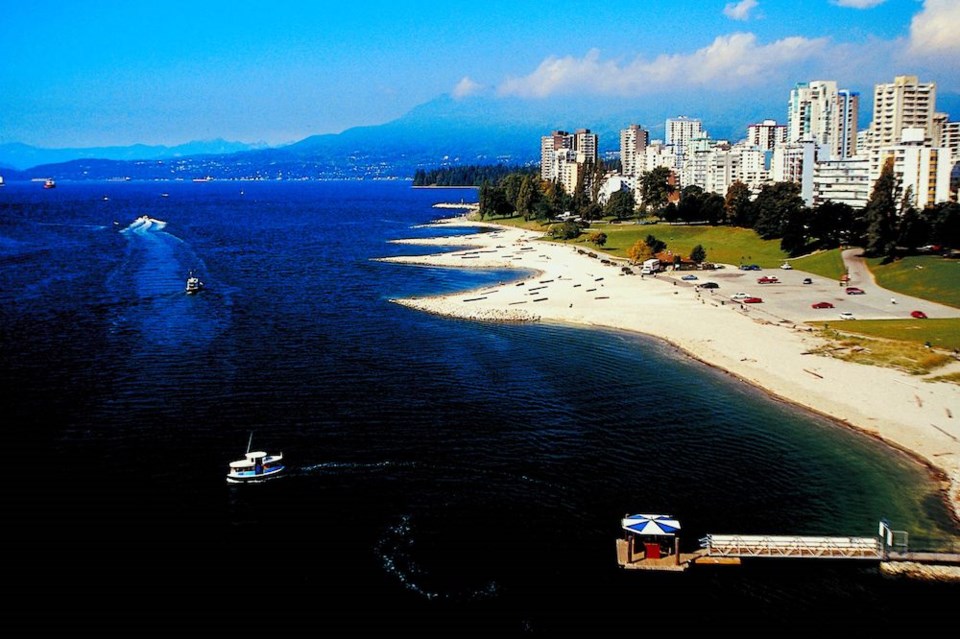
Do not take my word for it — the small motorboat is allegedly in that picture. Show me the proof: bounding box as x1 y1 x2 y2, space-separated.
227 433 284 483
185 271 205 294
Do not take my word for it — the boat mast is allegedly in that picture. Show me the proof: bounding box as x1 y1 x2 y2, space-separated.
246 431 254 454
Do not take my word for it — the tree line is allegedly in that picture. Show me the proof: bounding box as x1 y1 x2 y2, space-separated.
473 158 959 260
412 164 537 187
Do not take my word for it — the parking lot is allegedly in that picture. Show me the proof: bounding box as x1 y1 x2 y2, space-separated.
666 260 960 323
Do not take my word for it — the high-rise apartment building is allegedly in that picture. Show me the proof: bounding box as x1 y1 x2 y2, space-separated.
867 75 937 149
540 128 599 193
574 128 598 165
665 116 704 168
787 81 858 160
540 130 573 181
619 124 649 177
937 118 960 167
746 119 786 151
837 89 859 159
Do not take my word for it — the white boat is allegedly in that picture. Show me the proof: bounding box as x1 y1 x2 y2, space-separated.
185 271 205 294
227 433 285 483
0 175 5 187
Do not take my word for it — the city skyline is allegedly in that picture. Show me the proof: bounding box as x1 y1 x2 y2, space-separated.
1 0 958 149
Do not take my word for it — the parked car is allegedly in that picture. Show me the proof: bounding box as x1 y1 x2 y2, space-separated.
739 264 761 271
802 278 813 285
780 263 793 270
700 282 719 289
681 274 698 281
845 287 865 295
742 297 763 303
911 310 928 319
811 302 835 309
757 276 779 284
839 312 855 320
731 292 750 300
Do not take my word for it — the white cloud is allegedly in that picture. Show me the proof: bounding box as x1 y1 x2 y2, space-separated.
907 0 960 57
830 0 886 7
452 76 483 98
723 0 758 21
497 33 827 98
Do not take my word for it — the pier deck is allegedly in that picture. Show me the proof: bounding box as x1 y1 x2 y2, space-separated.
701 533 883 560
615 539 706 571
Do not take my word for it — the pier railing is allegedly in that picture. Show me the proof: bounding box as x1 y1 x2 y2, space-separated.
700 534 884 560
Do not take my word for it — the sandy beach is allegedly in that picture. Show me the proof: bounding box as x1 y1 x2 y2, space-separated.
378 214 960 523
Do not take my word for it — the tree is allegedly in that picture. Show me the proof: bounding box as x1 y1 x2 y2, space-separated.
588 232 607 247
548 221 582 240
752 182 804 240
580 201 603 221
571 168 590 217
478 181 512 218
604 188 636 220
515 175 541 221
546 181 571 217
895 201 927 251
724 181 753 227
638 167 675 214
690 244 707 264
500 173 525 210
627 240 653 264
702 194 725 226
809 201 856 249
780 205 809 257
862 157 900 257
928 201 960 248
589 159 606 204
645 234 666 255
676 186 703 223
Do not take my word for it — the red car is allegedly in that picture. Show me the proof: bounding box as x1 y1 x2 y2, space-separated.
845 287 865 295
757 276 779 284
911 310 928 319
811 302 834 309
742 297 763 303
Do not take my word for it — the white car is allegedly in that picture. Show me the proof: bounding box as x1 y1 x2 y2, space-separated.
731 292 750 300
780 263 793 270
839 312 855 320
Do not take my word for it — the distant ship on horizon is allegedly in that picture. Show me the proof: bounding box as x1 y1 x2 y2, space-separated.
43 178 56 189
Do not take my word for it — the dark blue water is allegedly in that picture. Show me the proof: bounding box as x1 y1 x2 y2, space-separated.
2 180 957 635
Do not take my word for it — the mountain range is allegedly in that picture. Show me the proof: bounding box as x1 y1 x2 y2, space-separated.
2 92 958 181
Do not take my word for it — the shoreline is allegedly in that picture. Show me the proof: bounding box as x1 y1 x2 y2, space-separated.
380 215 960 526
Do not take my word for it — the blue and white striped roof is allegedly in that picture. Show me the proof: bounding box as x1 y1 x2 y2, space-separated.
622 514 681 536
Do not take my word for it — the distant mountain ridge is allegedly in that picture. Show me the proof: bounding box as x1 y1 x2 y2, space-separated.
0 138 269 171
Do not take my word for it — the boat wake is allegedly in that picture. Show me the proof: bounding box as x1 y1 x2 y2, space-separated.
108 214 228 348
119 215 168 234
374 514 499 602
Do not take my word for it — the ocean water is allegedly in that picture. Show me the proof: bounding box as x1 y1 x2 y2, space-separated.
2 180 957 635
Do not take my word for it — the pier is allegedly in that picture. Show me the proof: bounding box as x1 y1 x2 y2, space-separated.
617 515 960 575
700 533 882 559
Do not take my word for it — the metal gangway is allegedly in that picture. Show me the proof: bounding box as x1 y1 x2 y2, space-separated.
700 533 884 560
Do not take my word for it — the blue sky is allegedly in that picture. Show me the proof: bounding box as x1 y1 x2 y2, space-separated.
1 0 957 148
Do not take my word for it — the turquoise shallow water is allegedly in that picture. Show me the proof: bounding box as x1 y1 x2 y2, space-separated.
1 179 957 635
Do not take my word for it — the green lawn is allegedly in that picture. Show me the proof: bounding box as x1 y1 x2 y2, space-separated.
809 318 960 351
865 256 960 309
789 249 847 280
516 220 785 267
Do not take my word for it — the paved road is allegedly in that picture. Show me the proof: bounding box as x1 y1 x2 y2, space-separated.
665 252 960 323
